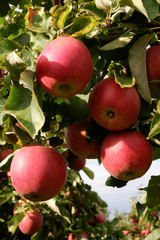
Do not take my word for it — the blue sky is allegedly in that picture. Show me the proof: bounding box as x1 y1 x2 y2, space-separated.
80 158 160 219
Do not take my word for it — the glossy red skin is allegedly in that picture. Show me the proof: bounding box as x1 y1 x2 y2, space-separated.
64 119 100 159
68 155 86 170
95 211 105 223
36 36 93 98
10 145 67 201
100 130 153 181
88 77 141 131
19 210 43 235
0 149 14 162
146 45 160 81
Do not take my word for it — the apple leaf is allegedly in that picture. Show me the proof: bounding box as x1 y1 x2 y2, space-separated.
57 4 72 30
4 72 45 139
29 31 52 53
148 113 160 139
114 72 135 88
31 226 49 240
81 1 107 18
136 202 147 218
145 229 160 240
100 31 135 51
128 34 151 103
8 213 25 234
146 176 160 208
120 0 159 20
25 7 52 33
71 16 102 38
82 167 94 180
105 176 128 188
0 186 17 205
0 151 15 172
0 98 6 125
0 37 22 58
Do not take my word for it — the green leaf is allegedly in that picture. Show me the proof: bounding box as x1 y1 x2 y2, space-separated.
57 4 72 30
0 151 14 172
29 32 52 52
0 98 6 125
81 1 107 18
31 226 49 240
105 176 128 188
100 31 135 51
120 0 159 20
4 72 45 139
146 176 160 208
0 0 10 17
4 51 27 80
114 72 135 88
145 229 160 240
148 113 160 139
0 38 22 58
136 202 146 217
82 167 94 179
25 7 52 33
8 213 25 234
0 186 16 205
71 16 102 38
128 34 151 103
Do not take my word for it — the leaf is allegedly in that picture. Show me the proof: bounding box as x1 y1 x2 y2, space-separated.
57 4 72 30
25 7 52 33
4 51 27 80
145 229 160 240
0 151 15 172
136 202 146 217
128 34 151 103
114 72 135 88
148 113 160 139
105 176 128 188
31 226 49 240
120 0 159 20
0 186 16 205
4 72 45 139
29 32 52 52
100 31 135 51
146 176 160 208
0 37 22 58
71 16 102 38
8 213 25 234
0 98 6 125
0 0 10 17
82 167 94 179
81 1 107 18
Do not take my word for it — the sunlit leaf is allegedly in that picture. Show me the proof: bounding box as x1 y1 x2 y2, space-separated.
82 167 94 179
148 113 160 139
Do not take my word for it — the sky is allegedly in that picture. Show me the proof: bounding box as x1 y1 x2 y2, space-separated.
80 158 160 220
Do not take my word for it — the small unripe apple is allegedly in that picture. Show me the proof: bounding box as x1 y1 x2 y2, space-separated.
36 36 93 98
64 118 100 159
88 77 141 131
146 45 160 81
19 210 43 235
100 130 153 181
10 145 67 201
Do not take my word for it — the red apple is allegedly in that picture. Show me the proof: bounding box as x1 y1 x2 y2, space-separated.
88 77 141 131
146 45 160 81
68 154 86 171
0 149 14 162
130 217 136 223
100 130 153 181
68 232 89 240
64 118 100 159
123 230 130 236
95 211 105 223
19 210 43 235
36 36 93 98
10 145 67 201
144 229 150 236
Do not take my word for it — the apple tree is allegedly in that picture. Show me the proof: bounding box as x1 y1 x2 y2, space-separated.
1 0 160 239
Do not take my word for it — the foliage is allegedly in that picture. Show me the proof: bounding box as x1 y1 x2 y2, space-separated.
0 0 160 239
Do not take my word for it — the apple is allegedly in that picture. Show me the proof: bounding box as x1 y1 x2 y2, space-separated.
10 145 67 201
130 217 136 223
36 36 93 98
100 130 153 181
19 210 43 235
68 232 89 240
144 229 150 237
95 211 105 223
146 45 160 81
64 118 101 159
0 149 14 162
123 230 130 236
88 77 141 131
68 154 86 171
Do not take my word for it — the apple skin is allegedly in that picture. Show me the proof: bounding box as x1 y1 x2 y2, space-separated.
10 145 67 202
36 36 93 98
88 77 141 131
0 149 14 162
123 230 130 236
64 118 100 159
146 45 160 81
95 211 105 223
19 210 43 235
100 130 153 181
68 154 86 171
